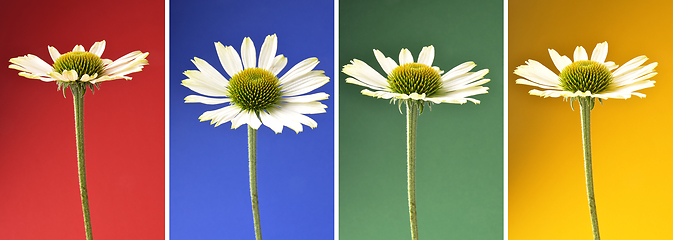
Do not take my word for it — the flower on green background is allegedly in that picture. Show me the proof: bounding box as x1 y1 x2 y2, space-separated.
9 41 149 86
514 42 657 99
342 46 489 105
182 34 329 133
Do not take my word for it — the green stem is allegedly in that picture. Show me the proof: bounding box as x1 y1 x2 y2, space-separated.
406 101 419 240
248 126 262 240
72 84 93 240
578 97 600 240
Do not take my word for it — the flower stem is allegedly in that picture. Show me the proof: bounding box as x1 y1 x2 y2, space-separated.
71 84 93 240
248 126 262 240
578 97 600 240
406 101 419 240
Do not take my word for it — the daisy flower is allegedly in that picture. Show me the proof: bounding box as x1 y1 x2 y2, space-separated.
342 46 489 105
9 40 149 86
515 41 657 99
182 34 329 133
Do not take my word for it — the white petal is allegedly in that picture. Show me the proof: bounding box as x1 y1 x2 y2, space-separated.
279 102 327 114
182 70 229 96
199 105 240 127
230 111 249 129
342 59 389 89
259 110 284 133
241 37 256 69
279 57 319 84
441 61 477 81
282 92 329 103
548 49 572 72
72 45 85 52
441 69 489 92
89 40 106 57
184 95 232 105
612 56 648 78
48 46 61 62
103 51 149 77
417 46 434 66
612 62 657 86
361 89 401 100
268 108 303 133
258 34 277 70
191 57 228 86
515 79 562 90
399 48 414 65
513 60 560 87
215 42 243 77
282 71 329 97
573 46 588 62
9 54 54 76
247 111 262 129
345 77 387 91
590 42 608 63
268 55 287 76
374 49 398 74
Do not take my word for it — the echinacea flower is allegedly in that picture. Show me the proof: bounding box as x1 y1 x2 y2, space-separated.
8 41 148 240
342 46 489 105
9 40 149 87
515 42 657 100
343 46 489 240
514 42 657 240
182 34 329 133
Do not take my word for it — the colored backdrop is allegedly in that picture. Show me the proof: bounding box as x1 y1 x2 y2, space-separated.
339 0 504 239
0 0 165 239
509 0 673 239
169 0 334 239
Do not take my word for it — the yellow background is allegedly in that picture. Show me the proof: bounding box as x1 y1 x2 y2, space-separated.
509 0 673 239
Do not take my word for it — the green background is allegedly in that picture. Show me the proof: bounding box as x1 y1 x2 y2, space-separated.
338 0 503 239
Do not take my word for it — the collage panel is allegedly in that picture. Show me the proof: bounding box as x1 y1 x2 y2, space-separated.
0 0 165 239
339 0 504 239
509 0 673 239
169 0 335 239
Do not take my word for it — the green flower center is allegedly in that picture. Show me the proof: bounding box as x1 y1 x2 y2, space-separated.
227 68 281 111
387 63 442 96
559 60 613 93
53 51 105 80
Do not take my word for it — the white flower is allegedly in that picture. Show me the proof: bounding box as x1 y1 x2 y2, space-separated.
9 41 149 84
342 46 489 104
515 42 657 99
182 34 329 134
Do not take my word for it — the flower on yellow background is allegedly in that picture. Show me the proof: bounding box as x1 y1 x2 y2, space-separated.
515 42 657 99
342 46 489 105
9 41 149 84
182 34 329 133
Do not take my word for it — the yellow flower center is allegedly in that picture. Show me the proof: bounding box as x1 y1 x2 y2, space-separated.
227 68 281 111
559 60 613 93
53 51 105 80
387 63 442 96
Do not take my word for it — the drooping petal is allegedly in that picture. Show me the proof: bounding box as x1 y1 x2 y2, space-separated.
279 102 327 114
259 110 284 133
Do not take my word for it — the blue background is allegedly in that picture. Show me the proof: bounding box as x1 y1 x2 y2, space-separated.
169 0 334 239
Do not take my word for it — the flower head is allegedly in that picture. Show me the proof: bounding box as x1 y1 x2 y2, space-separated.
182 34 329 134
342 46 490 107
9 41 149 89
515 42 657 99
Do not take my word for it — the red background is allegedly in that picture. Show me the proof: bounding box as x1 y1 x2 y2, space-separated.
0 0 165 239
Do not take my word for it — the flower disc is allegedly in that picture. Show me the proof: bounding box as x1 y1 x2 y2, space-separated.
387 63 441 95
53 51 105 80
227 68 281 111
559 60 613 93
